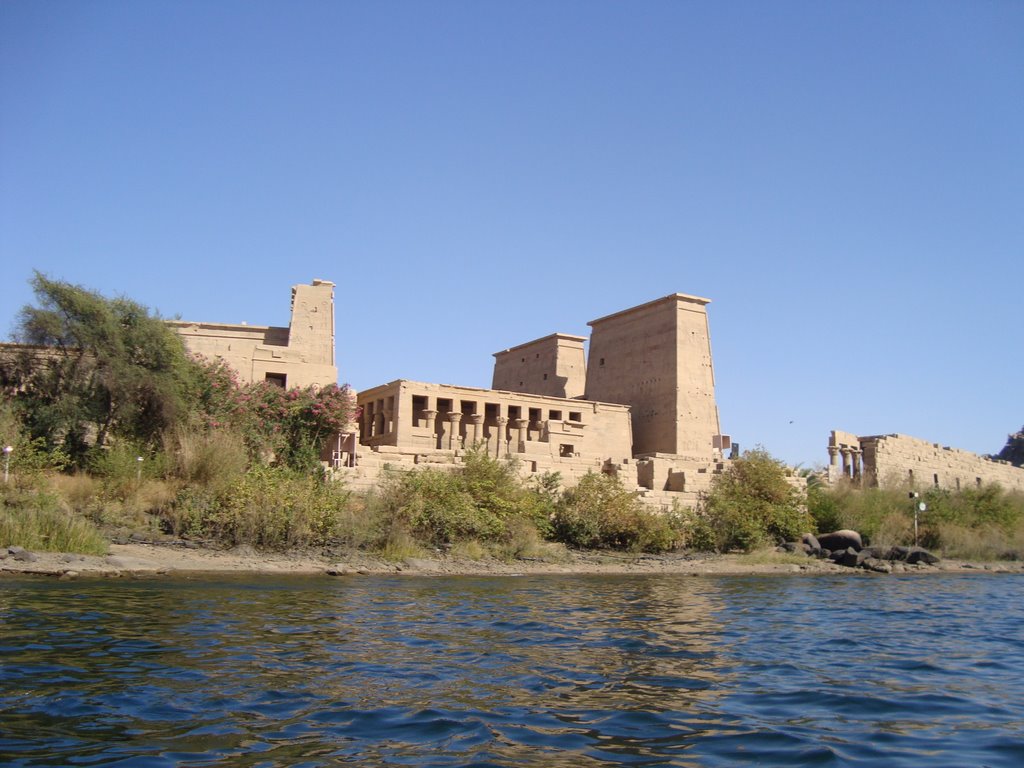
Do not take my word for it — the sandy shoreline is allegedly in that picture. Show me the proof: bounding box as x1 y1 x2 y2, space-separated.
3 541 1023 579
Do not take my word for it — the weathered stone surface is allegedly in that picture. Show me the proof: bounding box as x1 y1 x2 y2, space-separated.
801 533 821 556
168 280 337 390
855 547 885 566
827 430 1024 493
11 547 39 563
818 530 863 552
863 558 892 574
838 547 861 568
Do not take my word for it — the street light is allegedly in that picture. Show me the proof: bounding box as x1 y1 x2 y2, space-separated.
2 445 12 484
909 491 927 546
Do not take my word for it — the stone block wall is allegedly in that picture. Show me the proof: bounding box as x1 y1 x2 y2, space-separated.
167 279 337 389
829 430 1024 493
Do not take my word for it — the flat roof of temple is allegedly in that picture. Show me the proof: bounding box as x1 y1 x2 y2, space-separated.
588 293 711 327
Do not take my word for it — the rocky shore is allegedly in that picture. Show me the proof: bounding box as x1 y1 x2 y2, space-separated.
3 541 1023 580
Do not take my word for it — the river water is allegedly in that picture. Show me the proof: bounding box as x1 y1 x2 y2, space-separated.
1 572 1022 767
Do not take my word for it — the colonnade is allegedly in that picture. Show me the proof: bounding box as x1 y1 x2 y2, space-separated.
828 443 863 481
361 389 568 457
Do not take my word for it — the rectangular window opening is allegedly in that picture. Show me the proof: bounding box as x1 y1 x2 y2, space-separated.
549 410 562 421
568 411 582 422
411 395 427 427
559 444 574 457
265 372 287 388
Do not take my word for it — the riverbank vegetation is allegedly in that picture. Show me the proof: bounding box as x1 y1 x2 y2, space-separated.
808 481 1024 560
3 275 1023 562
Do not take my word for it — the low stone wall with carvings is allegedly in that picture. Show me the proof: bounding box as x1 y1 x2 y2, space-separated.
860 433 1024 493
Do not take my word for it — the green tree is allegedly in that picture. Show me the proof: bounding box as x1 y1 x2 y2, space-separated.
694 447 811 552
6 272 197 462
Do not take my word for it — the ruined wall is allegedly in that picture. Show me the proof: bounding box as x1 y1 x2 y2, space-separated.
585 293 720 458
492 334 587 399
168 279 337 389
829 430 1024 493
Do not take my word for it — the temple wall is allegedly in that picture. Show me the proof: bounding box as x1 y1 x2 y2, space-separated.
585 293 720 459
168 279 337 389
828 430 1024 493
492 333 587 399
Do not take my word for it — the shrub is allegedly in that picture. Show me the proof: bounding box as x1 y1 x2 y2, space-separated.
694 448 811 552
551 472 683 553
165 466 355 550
372 450 556 549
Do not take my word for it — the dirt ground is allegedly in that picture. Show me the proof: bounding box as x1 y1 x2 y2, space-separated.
3 540 1023 579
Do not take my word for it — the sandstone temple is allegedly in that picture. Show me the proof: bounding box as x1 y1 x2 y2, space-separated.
156 281 737 505
162 279 1024 502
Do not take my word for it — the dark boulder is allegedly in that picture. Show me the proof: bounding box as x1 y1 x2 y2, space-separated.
862 558 893 574
817 530 863 552
839 547 861 568
855 547 885 567
886 546 940 565
801 533 822 556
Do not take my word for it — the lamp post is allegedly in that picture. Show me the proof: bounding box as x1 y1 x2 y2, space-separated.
2 445 11 484
909 491 927 546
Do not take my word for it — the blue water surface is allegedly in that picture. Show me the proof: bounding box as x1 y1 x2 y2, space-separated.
1 572 1022 766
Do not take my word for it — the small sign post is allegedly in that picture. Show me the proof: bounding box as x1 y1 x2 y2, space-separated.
910 491 927 546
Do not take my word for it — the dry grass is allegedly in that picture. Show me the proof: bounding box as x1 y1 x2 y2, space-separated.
377 529 424 562
0 489 108 555
167 426 248 491
930 521 1024 561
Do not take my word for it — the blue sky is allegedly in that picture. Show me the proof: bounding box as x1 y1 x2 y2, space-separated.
2 1 1021 468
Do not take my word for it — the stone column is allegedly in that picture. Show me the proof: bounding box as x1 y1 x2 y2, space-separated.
495 417 508 458
469 414 484 447
423 409 437 432
827 445 839 468
513 418 528 453
447 412 462 451
383 408 393 435
840 447 851 478
851 448 862 482
374 402 385 439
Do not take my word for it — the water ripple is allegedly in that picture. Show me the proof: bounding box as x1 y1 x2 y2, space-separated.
1 573 1022 766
